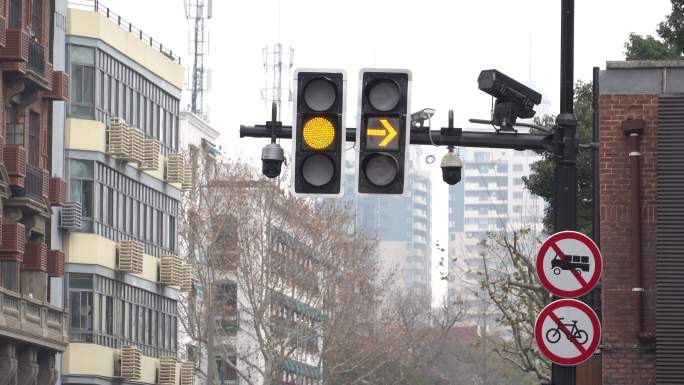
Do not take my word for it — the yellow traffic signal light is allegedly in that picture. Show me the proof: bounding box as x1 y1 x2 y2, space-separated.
292 70 346 196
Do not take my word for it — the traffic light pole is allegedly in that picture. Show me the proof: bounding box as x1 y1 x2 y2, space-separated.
240 124 552 152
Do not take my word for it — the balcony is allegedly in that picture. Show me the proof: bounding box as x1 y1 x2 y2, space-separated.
24 164 49 203
24 39 51 90
0 286 68 351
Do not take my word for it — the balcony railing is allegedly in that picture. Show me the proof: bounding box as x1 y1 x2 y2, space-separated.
68 0 181 64
25 164 47 203
0 286 67 351
27 39 44 76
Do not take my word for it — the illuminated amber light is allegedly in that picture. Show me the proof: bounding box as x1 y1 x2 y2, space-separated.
303 117 335 150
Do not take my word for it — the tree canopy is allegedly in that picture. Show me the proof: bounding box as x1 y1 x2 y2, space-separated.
624 0 684 60
522 81 594 236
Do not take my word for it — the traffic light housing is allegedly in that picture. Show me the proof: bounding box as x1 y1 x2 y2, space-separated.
357 69 411 195
292 69 346 196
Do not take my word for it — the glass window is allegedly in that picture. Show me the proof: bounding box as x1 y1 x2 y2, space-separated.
28 112 39 166
70 47 96 119
513 164 523 172
70 159 94 178
69 273 93 289
71 46 95 65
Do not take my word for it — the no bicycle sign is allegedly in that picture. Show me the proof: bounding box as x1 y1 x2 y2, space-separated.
536 231 602 298
535 299 601 366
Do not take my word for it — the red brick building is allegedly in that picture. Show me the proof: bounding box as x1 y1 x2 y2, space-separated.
599 61 684 384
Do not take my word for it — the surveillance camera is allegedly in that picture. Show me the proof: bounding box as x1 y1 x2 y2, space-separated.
440 149 463 185
411 108 435 129
477 70 542 130
261 143 284 179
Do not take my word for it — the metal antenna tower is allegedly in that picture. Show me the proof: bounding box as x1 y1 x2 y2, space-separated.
184 0 211 121
261 43 294 121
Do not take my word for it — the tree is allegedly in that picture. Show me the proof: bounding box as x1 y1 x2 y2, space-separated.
522 81 593 236
624 0 684 59
178 151 393 385
475 228 551 383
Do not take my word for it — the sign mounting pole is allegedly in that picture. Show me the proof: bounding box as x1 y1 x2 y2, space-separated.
553 0 578 384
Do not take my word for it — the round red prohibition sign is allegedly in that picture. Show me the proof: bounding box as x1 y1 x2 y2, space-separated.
536 231 602 298
535 299 601 366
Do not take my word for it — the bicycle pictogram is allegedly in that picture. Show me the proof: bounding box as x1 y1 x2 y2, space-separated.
544 317 588 345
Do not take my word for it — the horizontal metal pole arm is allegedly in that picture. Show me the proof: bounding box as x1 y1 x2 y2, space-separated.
240 124 552 152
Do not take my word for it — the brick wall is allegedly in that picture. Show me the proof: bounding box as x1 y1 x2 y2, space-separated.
598 94 657 385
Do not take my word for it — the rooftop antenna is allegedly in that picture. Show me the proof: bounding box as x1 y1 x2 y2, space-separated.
184 0 211 122
261 0 294 121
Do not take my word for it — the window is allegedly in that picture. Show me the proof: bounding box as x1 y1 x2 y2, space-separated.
5 104 23 145
0 261 20 291
31 0 42 38
70 46 96 118
474 151 490 162
69 159 94 230
513 178 524 186
513 164 523 172
8 0 21 28
513 191 523 200
28 112 39 166
513 205 522 213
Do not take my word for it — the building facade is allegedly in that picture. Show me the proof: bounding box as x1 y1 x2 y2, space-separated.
0 0 70 383
61 4 192 385
598 60 684 384
447 147 544 324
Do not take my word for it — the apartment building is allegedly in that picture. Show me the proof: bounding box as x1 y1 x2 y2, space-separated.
447 148 544 324
60 3 192 385
0 0 70 383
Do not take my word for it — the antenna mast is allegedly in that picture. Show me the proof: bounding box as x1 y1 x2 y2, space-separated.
185 0 211 121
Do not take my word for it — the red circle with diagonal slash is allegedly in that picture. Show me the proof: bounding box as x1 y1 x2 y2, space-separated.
536 231 602 298
535 299 601 366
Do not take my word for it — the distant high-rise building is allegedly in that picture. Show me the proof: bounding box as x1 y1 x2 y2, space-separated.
447 148 545 325
342 152 432 304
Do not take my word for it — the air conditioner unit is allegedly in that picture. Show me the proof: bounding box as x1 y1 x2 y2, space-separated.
120 346 142 380
160 255 182 286
118 240 144 274
180 361 194 385
142 138 161 170
165 153 185 184
129 128 145 164
107 119 131 159
60 201 82 230
158 356 178 385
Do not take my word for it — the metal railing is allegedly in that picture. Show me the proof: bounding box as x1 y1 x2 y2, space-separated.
25 164 46 202
68 0 181 64
28 38 45 76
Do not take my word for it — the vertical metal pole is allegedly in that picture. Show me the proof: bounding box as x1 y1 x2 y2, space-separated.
552 0 577 384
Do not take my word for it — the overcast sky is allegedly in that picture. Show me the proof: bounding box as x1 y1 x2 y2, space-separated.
109 0 671 301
